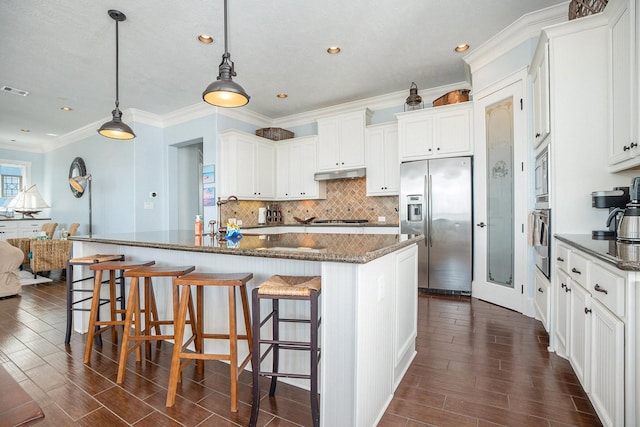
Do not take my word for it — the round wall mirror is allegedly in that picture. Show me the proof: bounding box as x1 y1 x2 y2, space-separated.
69 157 87 198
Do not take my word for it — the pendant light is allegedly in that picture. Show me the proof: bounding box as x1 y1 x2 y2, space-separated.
202 0 250 108
98 9 136 140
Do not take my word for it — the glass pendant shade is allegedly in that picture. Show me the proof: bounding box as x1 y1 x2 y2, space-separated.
202 0 249 108
99 9 135 140
98 107 135 139
7 184 50 217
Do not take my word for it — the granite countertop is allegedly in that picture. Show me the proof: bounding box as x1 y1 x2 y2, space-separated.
555 234 640 271
245 222 399 228
70 230 423 264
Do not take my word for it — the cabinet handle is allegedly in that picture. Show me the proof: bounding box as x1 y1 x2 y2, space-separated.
557 256 565 262
561 282 566 289
594 284 608 295
584 307 592 315
476 222 486 228
566 286 571 293
623 145 630 151
571 267 581 275
535 132 541 138
537 287 544 293
631 142 638 149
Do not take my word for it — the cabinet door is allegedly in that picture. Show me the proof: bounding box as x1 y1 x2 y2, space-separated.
555 268 571 355
534 270 550 331
531 43 550 147
299 139 322 198
316 118 340 171
569 282 591 390
365 127 386 195
234 137 257 198
0 222 18 241
275 143 291 199
589 299 624 427
339 113 366 169
255 141 275 199
398 113 434 160
383 126 400 193
434 106 472 156
608 0 637 164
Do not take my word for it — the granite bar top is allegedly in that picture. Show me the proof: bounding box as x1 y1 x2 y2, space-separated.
555 234 640 271
70 230 423 264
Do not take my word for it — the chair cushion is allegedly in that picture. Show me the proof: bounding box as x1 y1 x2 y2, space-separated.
258 275 321 297
0 241 24 297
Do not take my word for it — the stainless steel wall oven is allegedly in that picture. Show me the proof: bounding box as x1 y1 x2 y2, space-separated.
533 209 551 278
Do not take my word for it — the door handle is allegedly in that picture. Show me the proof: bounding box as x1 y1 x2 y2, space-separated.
476 222 486 228
594 284 608 294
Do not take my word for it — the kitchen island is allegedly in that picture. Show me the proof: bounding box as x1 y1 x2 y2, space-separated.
70 230 422 427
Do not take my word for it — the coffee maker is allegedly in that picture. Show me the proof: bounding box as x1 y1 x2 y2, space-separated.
591 186 630 239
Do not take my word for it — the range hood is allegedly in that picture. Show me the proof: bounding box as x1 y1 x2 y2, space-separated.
314 167 366 181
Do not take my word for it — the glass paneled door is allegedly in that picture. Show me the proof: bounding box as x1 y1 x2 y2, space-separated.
473 77 527 313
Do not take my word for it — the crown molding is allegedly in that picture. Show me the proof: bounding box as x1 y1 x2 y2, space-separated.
273 81 472 128
463 2 569 74
0 142 44 153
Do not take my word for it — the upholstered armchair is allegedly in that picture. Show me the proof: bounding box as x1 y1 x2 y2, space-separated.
0 241 23 297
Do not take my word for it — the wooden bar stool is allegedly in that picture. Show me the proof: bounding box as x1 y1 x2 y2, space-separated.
117 265 196 384
65 254 124 345
249 275 321 427
83 260 156 363
166 272 253 412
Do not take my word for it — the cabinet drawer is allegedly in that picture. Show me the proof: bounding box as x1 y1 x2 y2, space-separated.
568 251 588 286
589 262 625 317
555 244 570 272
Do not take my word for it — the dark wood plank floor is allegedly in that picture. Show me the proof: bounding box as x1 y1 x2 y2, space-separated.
0 276 601 426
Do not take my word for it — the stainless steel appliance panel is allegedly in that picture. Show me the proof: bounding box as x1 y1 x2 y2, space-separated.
400 158 472 293
534 147 549 209
532 209 551 278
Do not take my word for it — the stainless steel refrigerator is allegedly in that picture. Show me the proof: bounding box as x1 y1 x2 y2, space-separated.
400 158 472 293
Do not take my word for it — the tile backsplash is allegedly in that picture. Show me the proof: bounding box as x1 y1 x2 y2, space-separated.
220 178 399 227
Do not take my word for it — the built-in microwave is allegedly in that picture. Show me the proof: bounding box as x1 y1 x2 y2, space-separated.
535 147 549 209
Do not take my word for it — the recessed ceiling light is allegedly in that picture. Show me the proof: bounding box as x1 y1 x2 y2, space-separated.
46 133 58 137
1 85 30 96
327 46 341 54
454 44 470 53
61 106 73 111
277 93 288 99
21 129 30 132
198 34 214 44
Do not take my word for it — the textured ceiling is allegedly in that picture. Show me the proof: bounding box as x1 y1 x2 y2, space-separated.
0 0 568 151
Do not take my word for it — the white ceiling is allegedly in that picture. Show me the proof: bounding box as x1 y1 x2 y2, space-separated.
1 0 568 151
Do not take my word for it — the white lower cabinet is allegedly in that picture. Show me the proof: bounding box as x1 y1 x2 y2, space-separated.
553 241 631 427
534 269 550 331
0 221 18 240
0 219 49 240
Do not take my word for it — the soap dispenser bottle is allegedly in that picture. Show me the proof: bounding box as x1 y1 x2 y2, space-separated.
195 215 203 235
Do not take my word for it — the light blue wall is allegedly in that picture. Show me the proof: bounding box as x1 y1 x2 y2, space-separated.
470 38 538 93
2 98 408 233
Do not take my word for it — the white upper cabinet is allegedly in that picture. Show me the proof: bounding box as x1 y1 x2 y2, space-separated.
365 123 399 196
530 41 550 148
316 109 371 171
607 0 639 169
218 130 275 200
396 102 473 161
276 136 326 200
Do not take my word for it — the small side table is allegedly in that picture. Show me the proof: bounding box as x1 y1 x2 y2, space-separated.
65 254 125 345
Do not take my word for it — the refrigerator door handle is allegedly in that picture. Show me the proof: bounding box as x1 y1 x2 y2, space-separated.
427 174 432 247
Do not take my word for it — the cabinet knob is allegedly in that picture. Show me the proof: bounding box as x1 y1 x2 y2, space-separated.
557 257 565 262
594 284 608 294
535 132 541 138
436 147 440 151
561 282 566 289
537 287 544 293
476 222 486 228
584 307 592 315
571 267 581 275
428 148 432 152
631 142 638 149
623 145 630 151
335 162 339 166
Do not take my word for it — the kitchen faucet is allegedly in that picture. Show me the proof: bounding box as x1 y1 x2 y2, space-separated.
216 195 238 234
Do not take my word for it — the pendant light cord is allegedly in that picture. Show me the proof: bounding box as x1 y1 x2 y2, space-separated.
223 0 228 56
115 19 120 109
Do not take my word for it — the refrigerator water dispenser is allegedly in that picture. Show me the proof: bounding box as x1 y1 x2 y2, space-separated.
407 195 423 221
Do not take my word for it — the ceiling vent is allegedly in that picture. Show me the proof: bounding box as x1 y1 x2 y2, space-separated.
1 86 30 96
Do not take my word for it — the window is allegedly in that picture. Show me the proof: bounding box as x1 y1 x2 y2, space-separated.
2 175 22 197
0 160 31 209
